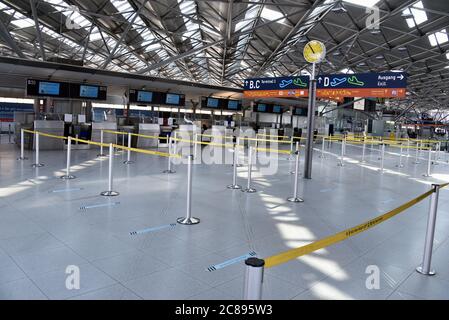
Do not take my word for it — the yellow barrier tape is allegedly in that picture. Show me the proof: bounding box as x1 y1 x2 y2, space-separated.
241 137 291 144
256 133 290 139
130 132 168 140
264 188 434 269
112 144 180 158
255 147 292 155
198 133 233 139
103 129 127 135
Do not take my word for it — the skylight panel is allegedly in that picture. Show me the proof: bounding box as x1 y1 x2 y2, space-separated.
428 29 448 47
342 0 380 7
260 7 285 24
11 18 34 29
340 68 354 74
402 1 428 28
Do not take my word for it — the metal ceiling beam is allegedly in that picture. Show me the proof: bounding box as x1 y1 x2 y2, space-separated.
29 0 46 61
0 19 26 59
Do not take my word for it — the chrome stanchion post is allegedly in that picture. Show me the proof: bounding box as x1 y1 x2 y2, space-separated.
173 131 178 155
337 139 345 167
288 136 294 160
417 184 440 276
361 138 366 163
414 141 420 164
227 143 242 190
163 136 176 174
193 133 198 159
396 143 404 168
319 136 326 158
290 141 299 174
31 132 44 168
433 143 440 165
101 143 119 196
8 123 12 144
236 137 243 167
242 146 256 193
17 128 28 160
177 155 200 225
61 137 75 180
423 147 432 177
407 139 410 157
97 130 106 157
287 146 304 203
379 143 385 172
243 257 265 300
124 132 134 164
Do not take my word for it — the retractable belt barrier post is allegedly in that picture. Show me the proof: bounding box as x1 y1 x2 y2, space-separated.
423 147 432 177
124 132 134 165
227 143 242 190
98 130 106 157
31 132 44 168
414 141 420 164
417 184 441 276
319 136 326 159
361 138 366 163
17 128 28 160
8 123 12 144
177 155 200 225
288 136 294 160
379 143 385 172
163 136 176 174
397 143 404 168
101 143 119 197
337 139 345 167
243 258 265 300
287 145 304 203
243 146 256 193
290 141 299 174
61 136 75 180
236 137 242 167
193 133 198 159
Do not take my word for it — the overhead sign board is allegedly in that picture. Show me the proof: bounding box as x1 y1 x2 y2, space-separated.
243 76 310 99
316 72 407 98
243 72 407 99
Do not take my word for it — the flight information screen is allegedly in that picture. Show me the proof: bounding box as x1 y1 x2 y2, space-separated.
207 98 219 108
166 94 180 105
38 82 60 96
137 91 153 103
80 85 99 98
273 105 282 113
257 104 267 112
227 100 239 110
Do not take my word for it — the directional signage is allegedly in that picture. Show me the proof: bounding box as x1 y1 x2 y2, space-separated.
316 72 407 98
243 72 407 99
243 76 310 99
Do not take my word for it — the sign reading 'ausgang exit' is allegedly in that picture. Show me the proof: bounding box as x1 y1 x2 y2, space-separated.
243 72 407 99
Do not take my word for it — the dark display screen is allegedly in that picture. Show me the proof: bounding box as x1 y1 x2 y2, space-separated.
207 98 219 108
38 82 61 96
273 105 282 113
227 100 239 110
257 104 267 112
166 94 180 105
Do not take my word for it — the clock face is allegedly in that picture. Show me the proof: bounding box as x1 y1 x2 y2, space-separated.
303 40 326 63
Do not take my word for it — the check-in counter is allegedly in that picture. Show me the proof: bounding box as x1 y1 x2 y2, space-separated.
33 120 64 150
92 122 117 147
137 124 160 148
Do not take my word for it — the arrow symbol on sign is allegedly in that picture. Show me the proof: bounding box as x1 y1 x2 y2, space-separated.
397 74 404 80
318 77 323 83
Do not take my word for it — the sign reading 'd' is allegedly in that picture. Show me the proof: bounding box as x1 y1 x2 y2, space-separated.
243 72 407 99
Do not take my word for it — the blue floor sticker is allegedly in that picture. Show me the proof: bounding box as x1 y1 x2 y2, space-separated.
207 251 256 272
130 223 177 235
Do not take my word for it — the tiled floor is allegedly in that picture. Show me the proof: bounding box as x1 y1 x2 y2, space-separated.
0 139 449 300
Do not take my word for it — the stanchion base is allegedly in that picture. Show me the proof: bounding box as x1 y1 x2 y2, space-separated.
337 163 345 167
123 160 134 165
17 157 28 161
177 217 200 225
227 184 242 190
31 163 44 168
242 188 257 193
289 171 296 175
97 154 106 157
100 191 120 197
236 164 243 167
287 197 304 203
163 170 176 174
396 164 404 168
416 266 436 276
61 175 76 180
422 174 431 177
432 162 439 165
413 161 420 164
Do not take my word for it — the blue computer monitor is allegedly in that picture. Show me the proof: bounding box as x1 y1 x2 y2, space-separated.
257 104 267 112
207 98 219 108
273 105 282 113
228 100 239 110
80 85 99 98
38 82 60 96
137 91 153 103
166 94 180 105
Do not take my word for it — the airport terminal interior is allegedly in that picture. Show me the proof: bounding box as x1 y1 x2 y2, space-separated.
1 0 449 301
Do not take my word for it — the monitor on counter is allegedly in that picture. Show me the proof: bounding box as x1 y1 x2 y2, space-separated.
257 104 267 112
227 100 239 110
272 105 283 114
